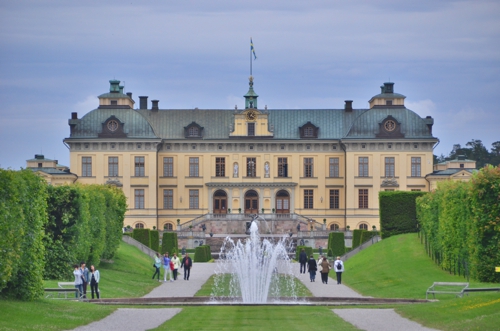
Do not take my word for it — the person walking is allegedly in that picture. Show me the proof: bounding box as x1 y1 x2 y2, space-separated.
171 252 181 280
181 253 193 280
320 257 331 284
334 256 344 284
89 265 100 299
163 252 172 282
299 248 308 274
73 264 83 299
307 254 317 282
152 253 161 281
80 262 89 299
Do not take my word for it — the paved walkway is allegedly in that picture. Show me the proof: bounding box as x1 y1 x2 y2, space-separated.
72 262 439 331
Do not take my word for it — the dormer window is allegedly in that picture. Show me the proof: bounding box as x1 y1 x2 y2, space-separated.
299 122 319 139
184 122 203 138
110 100 118 105
386 100 393 106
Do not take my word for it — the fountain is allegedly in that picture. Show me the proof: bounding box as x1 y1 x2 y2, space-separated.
211 216 298 303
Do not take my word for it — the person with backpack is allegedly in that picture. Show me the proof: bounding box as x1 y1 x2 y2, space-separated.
334 256 344 284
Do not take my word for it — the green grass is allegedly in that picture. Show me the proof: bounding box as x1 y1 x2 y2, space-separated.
342 233 500 330
45 241 161 298
196 274 312 297
155 306 359 331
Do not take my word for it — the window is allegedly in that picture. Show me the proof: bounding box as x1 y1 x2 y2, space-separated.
330 223 339 231
108 157 118 177
329 189 339 209
386 100 393 106
358 189 368 209
189 189 199 209
188 126 199 137
134 156 145 177
163 189 173 209
411 157 421 177
110 100 118 105
215 157 225 177
82 157 92 177
135 189 144 209
135 223 144 229
304 127 314 137
304 158 313 177
278 157 288 177
163 223 173 231
358 157 369 177
304 190 314 209
163 157 173 177
246 157 256 177
329 158 339 177
359 224 368 230
411 189 421 191
189 157 199 177
248 123 255 136
385 157 395 177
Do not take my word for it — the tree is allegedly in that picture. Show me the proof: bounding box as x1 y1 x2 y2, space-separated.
465 139 490 168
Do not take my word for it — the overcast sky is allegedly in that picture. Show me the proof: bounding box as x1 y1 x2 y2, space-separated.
1 0 499 169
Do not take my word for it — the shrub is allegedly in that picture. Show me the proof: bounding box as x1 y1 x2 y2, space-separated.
379 191 426 239
295 246 313 260
352 229 363 249
161 232 178 255
328 232 345 257
150 230 159 252
133 229 151 248
194 245 211 262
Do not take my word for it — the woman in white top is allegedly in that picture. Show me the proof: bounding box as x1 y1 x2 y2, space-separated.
89 265 100 299
73 264 83 298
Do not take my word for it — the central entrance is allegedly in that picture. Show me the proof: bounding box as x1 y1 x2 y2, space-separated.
213 190 227 214
244 190 259 214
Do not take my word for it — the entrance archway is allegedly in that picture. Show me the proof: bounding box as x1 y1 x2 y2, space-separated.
213 190 227 214
275 190 290 214
244 190 259 214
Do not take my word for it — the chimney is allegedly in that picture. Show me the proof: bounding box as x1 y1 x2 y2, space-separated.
151 100 159 111
139 96 148 109
71 112 78 119
126 92 132 99
344 100 353 112
424 116 434 134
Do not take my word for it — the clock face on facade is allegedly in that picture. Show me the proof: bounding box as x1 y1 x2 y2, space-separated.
384 120 396 132
246 110 257 121
107 120 119 132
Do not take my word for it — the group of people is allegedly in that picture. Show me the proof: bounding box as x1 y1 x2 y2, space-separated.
152 252 193 282
299 249 344 285
73 262 100 299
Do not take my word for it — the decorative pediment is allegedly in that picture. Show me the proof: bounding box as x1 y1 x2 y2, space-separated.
376 115 404 138
184 122 204 138
381 177 399 187
99 115 127 138
299 121 319 138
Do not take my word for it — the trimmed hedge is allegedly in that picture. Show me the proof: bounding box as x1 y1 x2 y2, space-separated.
133 229 151 248
161 232 178 255
352 229 363 249
295 246 313 260
379 191 427 239
194 245 211 262
328 232 345 257
150 230 159 252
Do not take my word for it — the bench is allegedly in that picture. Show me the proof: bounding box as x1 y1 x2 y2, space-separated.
426 282 469 299
462 287 500 296
57 282 82 299
44 288 80 299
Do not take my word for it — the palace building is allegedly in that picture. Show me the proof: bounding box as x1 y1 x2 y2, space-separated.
64 78 438 232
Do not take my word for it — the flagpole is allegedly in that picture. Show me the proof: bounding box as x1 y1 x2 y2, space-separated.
250 37 252 76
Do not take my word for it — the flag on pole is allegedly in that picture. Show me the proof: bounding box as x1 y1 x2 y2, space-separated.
251 38 257 60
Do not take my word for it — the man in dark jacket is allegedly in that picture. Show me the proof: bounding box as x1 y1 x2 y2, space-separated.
299 248 308 274
180 253 193 280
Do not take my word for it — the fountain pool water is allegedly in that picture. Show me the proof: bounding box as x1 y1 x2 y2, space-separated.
211 217 298 303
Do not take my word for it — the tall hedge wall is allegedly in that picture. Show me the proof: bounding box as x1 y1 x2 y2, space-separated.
161 232 178 255
0 169 48 301
150 230 160 252
379 191 427 239
417 165 500 282
352 229 363 249
194 245 211 262
133 229 151 248
327 232 345 257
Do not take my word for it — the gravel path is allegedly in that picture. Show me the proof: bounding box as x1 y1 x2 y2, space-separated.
332 308 440 331
71 308 181 331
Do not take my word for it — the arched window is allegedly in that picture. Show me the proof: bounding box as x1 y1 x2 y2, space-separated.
163 223 173 231
359 223 368 230
330 223 339 231
135 222 145 229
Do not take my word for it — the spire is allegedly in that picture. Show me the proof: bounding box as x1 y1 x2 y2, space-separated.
244 76 259 109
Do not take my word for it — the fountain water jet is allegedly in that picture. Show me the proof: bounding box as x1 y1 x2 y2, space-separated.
212 216 298 303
